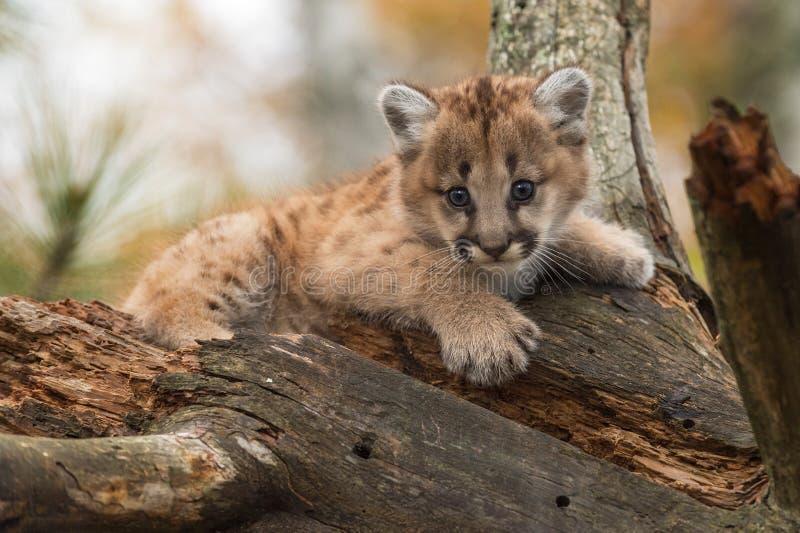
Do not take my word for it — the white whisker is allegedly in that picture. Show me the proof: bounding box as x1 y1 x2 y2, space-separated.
530 249 561 295
536 247 578 292
536 248 574 293
401 246 451 266
426 253 458 273
536 244 593 282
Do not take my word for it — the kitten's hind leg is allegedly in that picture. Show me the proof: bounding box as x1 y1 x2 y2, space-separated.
125 210 277 349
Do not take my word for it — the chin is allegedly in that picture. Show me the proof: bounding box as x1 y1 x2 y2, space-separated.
477 257 524 272
472 258 524 298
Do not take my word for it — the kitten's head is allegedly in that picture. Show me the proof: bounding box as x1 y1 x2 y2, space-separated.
379 68 592 266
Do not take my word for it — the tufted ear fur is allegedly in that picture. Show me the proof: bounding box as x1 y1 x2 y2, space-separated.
533 67 592 145
379 83 438 153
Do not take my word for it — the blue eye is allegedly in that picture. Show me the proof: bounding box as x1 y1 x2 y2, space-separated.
511 180 535 202
446 187 470 208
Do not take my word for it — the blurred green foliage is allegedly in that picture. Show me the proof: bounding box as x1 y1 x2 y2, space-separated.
0 98 152 301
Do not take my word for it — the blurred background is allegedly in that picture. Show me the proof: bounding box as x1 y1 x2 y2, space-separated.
1 0 798 303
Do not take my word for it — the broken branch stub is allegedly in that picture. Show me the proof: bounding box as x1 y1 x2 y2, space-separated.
687 99 800 515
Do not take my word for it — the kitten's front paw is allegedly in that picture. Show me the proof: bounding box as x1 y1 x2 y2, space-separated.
613 230 655 288
623 238 655 288
437 311 540 386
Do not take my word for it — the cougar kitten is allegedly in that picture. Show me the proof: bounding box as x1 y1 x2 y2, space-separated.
126 68 654 386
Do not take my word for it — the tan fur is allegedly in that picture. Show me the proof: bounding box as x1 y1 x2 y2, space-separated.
126 70 654 386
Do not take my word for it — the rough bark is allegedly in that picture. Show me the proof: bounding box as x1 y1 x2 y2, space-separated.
1 298 794 531
1 408 286 531
686 99 800 515
329 278 764 509
0 298 197 438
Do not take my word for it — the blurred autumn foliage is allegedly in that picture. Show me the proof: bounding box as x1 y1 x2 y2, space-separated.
0 0 797 301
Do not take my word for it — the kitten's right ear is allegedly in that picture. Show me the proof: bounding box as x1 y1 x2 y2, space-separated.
379 83 438 153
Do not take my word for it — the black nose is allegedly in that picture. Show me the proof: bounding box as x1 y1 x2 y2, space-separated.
480 242 510 259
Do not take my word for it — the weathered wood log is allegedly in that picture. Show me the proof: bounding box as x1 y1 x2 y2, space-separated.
0 298 196 438
0 298 792 530
0 408 286 531
329 278 764 509
686 99 800 515
0 284 764 512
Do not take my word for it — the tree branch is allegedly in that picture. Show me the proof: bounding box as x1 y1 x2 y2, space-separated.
0 408 286 531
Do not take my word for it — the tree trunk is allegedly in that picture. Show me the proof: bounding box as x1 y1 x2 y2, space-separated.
686 99 800 515
1 1 798 530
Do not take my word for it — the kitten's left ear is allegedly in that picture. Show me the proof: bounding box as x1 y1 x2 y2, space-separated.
533 67 592 145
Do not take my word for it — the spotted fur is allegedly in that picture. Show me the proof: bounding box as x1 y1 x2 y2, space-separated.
126 68 654 386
